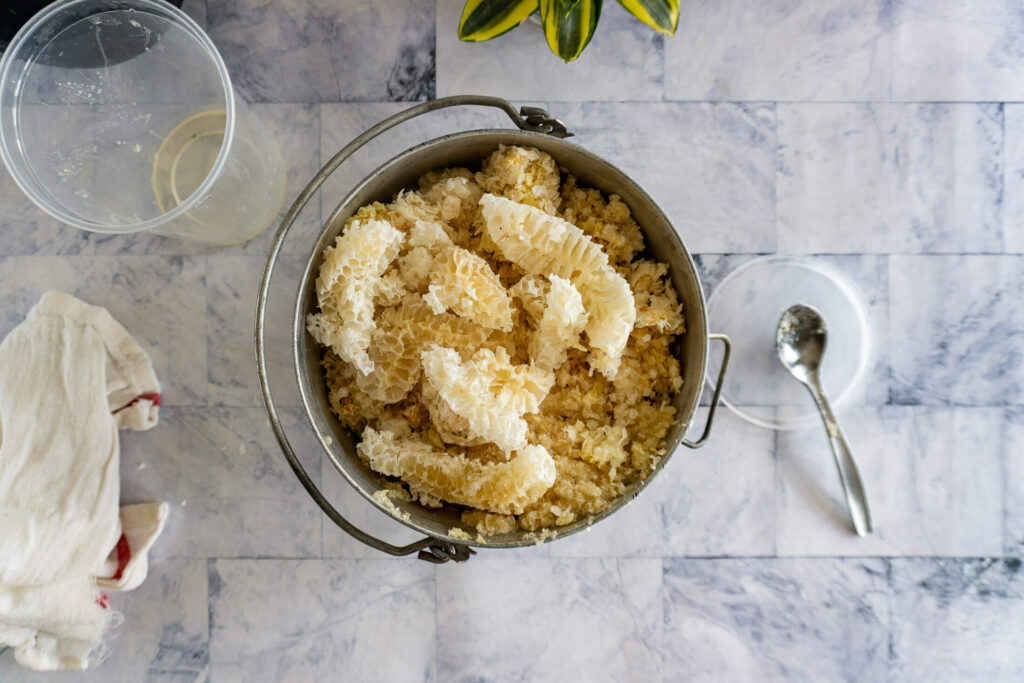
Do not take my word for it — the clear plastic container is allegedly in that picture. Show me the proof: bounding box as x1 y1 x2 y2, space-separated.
0 0 285 244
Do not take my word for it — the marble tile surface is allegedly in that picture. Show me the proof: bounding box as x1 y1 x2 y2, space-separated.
119 407 322 559
436 0 663 101
3 0 1024 679
207 0 435 103
889 255 1024 405
666 0 892 102
436 558 663 682
890 558 1024 682
1004 408 1024 555
553 102 777 254
206 254 306 408
777 406 1005 556
893 0 1024 102
777 103 1005 254
663 558 890 682
209 559 436 682
1005 105 1024 254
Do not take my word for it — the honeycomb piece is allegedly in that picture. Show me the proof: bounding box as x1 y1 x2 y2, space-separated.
358 428 556 515
629 260 685 334
420 345 553 455
418 166 476 193
408 220 453 250
559 175 645 266
355 297 494 404
355 313 419 403
479 194 636 379
508 274 548 325
532 275 588 371
421 378 485 446
420 176 484 232
477 145 561 215
307 219 405 375
397 247 438 292
467 346 553 415
387 190 442 232
576 424 630 479
375 269 409 307
423 247 514 332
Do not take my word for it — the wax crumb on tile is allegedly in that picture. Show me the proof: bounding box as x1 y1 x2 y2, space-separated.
137 462 147 470
179 500 188 507
324 436 334 446
238 443 247 455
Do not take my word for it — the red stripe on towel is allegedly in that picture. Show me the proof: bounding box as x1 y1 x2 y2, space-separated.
113 391 162 413
112 533 131 581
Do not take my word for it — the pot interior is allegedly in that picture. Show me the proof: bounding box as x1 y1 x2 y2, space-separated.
295 129 709 548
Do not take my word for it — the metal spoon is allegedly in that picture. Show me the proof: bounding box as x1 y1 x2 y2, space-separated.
776 303 873 537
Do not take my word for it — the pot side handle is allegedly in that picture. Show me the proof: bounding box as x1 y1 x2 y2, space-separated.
681 333 732 449
256 96 572 564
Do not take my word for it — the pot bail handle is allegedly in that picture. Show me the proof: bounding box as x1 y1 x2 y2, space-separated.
681 333 732 449
256 96 570 563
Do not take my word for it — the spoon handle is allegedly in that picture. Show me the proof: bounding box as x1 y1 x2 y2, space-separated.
804 375 873 537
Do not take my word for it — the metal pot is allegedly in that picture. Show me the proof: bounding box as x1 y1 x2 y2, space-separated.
256 96 731 563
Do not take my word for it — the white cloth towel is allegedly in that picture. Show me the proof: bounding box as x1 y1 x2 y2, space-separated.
0 291 168 671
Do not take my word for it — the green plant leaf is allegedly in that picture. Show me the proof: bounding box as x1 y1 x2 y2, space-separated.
539 0 602 62
616 0 678 35
459 0 539 41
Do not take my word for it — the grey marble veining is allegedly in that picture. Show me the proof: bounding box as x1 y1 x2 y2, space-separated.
207 254 306 408
777 406 1005 556
1004 408 1024 555
436 558 663 681
209 559 435 681
663 558 889 682
892 0 1024 102
552 102 777 254
890 558 1024 682
206 0 435 103
889 255 1024 405
777 103 1005 254
666 0 892 102
120 407 323 559
1005 105 1024 254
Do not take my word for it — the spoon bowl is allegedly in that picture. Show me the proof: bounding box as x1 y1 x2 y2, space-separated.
776 303 827 379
